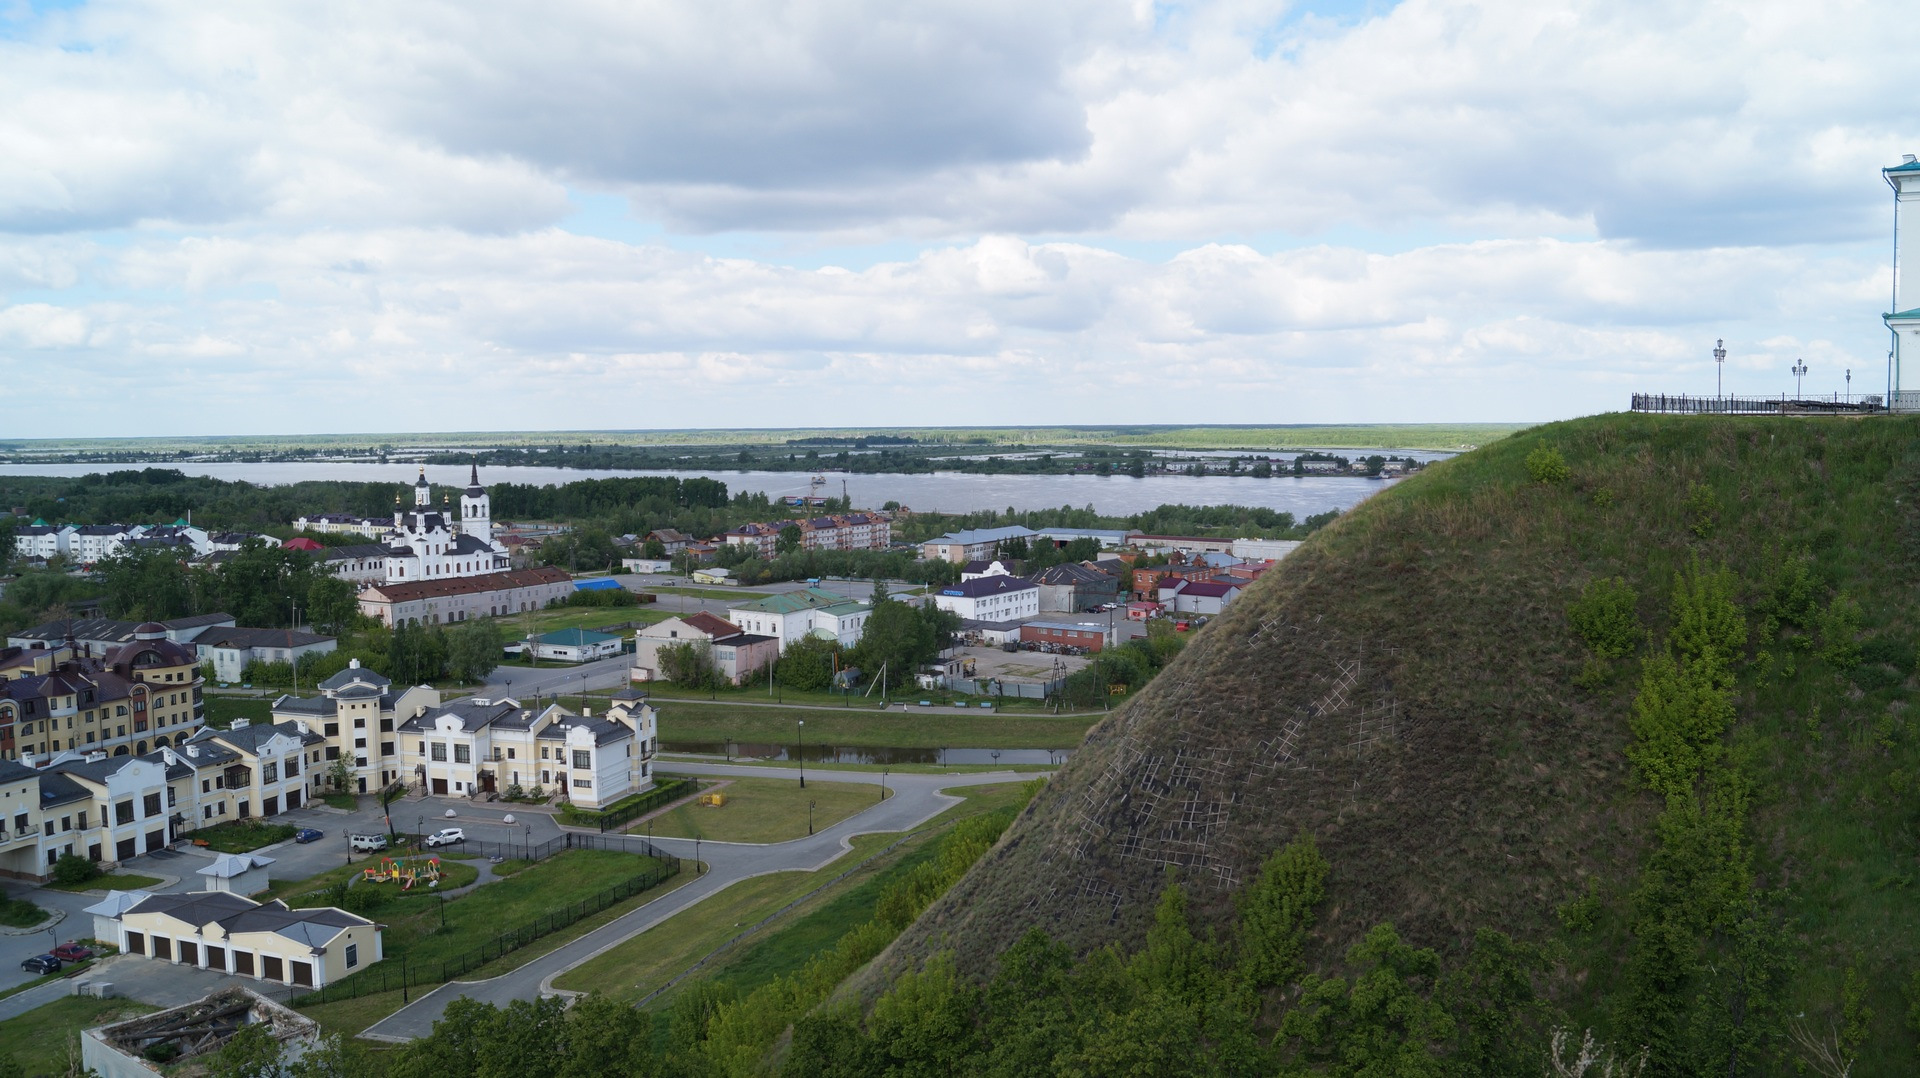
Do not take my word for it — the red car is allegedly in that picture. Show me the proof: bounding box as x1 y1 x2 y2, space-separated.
50 942 93 962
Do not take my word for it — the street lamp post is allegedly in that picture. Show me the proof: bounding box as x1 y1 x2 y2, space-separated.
808 799 815 836
524 824 532 859
991 750 1001 769
797 720 806 789
879 768 887 802
1714 339 1727 400
1793 358 1809 397
695 837 702 874
1847 368 1853 402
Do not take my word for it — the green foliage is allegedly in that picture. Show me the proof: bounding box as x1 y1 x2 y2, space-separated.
853 596 948 682
1817 593 1863 670
1626 654 1734 798
1236 834 1327 990
1568 576 1641 660
658 640 724 690
557 586 638 608
446 618 504 682
537 527 623 571
1667 559 1746 672
1556 877 1601 933
774 635 839 692
307 575 358 634
50 853 100 886
0 897 48 927
1525 446 1571 484
1755 546 1821 643
203 1022 282 1078
1276 923 1457 1075
1685 482 1721 538
1840 962 1873 1063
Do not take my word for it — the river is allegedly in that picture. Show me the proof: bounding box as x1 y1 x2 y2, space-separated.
0 460 1414 517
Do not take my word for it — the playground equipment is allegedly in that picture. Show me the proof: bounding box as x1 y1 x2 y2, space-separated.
701 792 727 807
362 855 445 890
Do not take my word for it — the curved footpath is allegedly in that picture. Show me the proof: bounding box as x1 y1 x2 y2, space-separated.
362 762 1030 1041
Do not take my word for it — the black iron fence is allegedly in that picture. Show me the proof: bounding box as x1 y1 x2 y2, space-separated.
1631 392 1884 415
296 845 680 1005
386 828 681 863
555 775 698 833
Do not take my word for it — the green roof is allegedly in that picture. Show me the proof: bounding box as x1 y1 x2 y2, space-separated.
1884 308 1920 321
535 628 619 646
729 587 862 616
1889 159 1920 173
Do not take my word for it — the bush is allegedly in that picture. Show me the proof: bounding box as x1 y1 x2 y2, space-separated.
0 897 48 927
52 852 100 886
1525 446 1570 484
1568 577 1640 660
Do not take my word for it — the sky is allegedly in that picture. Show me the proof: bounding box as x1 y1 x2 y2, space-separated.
0 0 1912 438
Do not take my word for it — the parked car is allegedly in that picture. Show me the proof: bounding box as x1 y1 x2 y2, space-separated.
293 828 324 844
50 942 93 962
424 827 466 848
20 954 60 975
349 833 389 853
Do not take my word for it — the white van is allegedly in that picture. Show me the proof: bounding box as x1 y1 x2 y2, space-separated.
349 833 389 852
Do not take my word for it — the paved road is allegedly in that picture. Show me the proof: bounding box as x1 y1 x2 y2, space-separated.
363 761 1030 1041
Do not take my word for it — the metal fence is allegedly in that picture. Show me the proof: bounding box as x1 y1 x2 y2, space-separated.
296 844 680 1005
554 776 698 833
385 828 681 863
1631 392 1885 415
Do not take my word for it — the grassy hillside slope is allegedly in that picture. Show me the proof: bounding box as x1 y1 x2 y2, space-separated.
879 412 1920 1064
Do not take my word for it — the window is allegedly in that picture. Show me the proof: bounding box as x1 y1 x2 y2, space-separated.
13 812 28 832
572 750 590 770
430 743 446 762
143 793 162 818
115 800 135 825
572 778 590 788
345 943 359 969
507 748 515 759
541 747 550 759
262 763 278 783
454 745 470 764
416 740 425 754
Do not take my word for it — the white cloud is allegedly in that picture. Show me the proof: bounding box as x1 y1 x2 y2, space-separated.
0 0 1909 435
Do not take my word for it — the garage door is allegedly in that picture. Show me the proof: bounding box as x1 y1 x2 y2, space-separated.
204 945 226 972
432 778 448 795
233 951 254 976
116 838 136 861
145 829 164 853
178 940 198 966
285 790 301 810
290 961 314 988
152 936 172 960
262 955 283 981
125 931 145 956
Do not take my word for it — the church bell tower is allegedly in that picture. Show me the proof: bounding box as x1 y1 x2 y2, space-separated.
460 460 492 544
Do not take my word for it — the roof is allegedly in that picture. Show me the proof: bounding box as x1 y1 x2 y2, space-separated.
1023 620 1111 634
729 587 861 616
940 576 1039 599
537 715 632 746
122 891 372 947
1167 580 1242 597
573 578 625 592
361 566 570 604
199 853 275 879
683 611 742 638
82 890 156 918
536 628 619 646
924 525 1038 546
399 695 525 734
282 537 324 551
195 627 334 650
1031 563 1116 586
1888 158 1920 173
318 662 391 694
318 543 390 562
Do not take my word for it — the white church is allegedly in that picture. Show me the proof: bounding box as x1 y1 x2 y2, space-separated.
383 464 510 584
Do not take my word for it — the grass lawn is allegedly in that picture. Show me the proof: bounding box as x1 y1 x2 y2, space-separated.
201 694 272 729
645 585 772 602
659 701 1096 751
299 988 408 1038
642 778 874 844
0 996 157 1076
45 871 165 893
320 791 358 810
0 896 49 927
641 680 1061 713
658 753 1055 776
190 819 297 853
555 781 1036 1006
352 849 673 977
265 857 481 904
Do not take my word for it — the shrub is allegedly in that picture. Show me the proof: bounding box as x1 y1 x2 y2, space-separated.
1557 879 1601 932
1685 482 1720 538
1568 577 1640 660
1524 446 1570 484
1819 594 1863 670
52 853 100 886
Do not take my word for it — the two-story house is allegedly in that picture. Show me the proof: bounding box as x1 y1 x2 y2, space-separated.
269 660 438 794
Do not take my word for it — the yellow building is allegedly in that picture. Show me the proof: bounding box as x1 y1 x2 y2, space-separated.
0 624 204 763
103 890 381 990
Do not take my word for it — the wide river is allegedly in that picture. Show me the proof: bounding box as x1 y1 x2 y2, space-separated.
0 460 1424 517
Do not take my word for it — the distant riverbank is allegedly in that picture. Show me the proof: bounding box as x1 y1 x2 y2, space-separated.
0 460 1407 517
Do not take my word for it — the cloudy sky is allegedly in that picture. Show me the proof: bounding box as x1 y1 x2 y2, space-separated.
0 0 1910 438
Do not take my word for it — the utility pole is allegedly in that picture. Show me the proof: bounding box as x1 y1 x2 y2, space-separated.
1713 339 1726 399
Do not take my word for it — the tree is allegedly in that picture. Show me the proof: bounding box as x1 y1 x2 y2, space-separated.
447 619 504 683
776 635 839 691
642 537 667 560
307 575 358 635
98 547 193 621
776 524 803 556
1237 835 1328 991
658 641 721 689
855 596 936 683
203 1022 283 1078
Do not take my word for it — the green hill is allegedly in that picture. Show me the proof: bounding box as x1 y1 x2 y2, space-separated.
871 412 1920 1072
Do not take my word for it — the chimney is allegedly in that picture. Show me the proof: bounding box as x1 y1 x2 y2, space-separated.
582 706 591 718
415 705 427 718
86 751 106 763
20 751 34 768
186 744 199 758
1907 154 1918 164
232 717 249 729
295 720 308 734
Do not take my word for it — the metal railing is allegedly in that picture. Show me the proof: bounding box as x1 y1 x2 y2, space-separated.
1631 393 1885 415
